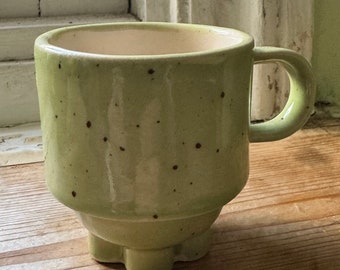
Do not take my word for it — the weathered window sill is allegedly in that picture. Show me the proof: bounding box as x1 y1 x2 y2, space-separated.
0 122 43 166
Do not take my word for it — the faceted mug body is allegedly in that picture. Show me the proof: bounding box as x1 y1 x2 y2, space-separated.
34 22 314 270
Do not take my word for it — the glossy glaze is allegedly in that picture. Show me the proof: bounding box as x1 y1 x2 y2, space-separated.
35 22 315 270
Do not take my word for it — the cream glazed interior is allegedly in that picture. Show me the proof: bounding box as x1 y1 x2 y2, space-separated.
48 23 247 56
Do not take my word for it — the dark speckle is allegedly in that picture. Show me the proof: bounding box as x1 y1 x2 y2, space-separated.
85 169 89 173
136 124 140 128
119 146 125 151
195 143 202 149
55 115 58 119
103 137 108 142
73 112 76 116
190 182 193 185
153 214 158 219
58 62 61 69
156 120 160 124
173 189 177 192
71 191 77 197
173 165 178 170
148 68 155 75
251 119 265 124
220 91 225 98
86 121 92 128
216 149 220 153
96 63 100 67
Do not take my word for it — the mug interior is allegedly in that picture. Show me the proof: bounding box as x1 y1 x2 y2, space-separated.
48 24 249 56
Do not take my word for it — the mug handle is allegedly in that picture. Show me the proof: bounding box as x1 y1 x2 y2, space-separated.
249 47 316 142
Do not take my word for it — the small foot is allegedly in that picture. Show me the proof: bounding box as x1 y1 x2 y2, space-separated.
89 233 174 269
88 233 123 263
88 230 211 269
175 229 211 261
124 248 174 270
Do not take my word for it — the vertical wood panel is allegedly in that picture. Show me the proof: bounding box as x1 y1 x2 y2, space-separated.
251 0 313 120
139 0 314 121
131 0 146 21
170 0 191 23
312 0 340 117
190 0 216 25
143 0 171 22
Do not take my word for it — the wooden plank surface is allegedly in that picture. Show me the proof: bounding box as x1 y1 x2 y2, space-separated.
1 125 340 269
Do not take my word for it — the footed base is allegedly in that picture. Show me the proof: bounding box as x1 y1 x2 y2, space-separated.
89 229 211 270
78 208 221 270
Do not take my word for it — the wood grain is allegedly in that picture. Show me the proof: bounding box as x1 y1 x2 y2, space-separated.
1 126 340 269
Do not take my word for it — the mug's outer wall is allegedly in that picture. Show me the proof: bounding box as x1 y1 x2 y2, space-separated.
35 37 253 219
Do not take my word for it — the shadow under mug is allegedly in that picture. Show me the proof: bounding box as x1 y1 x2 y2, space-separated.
35 22 315 270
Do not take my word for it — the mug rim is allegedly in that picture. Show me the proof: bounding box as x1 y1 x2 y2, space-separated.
35 22 254 61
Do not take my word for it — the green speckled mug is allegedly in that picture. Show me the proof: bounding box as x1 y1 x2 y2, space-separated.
34 22 315 270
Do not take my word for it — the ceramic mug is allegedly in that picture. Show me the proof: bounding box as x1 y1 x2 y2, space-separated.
35 22 315 270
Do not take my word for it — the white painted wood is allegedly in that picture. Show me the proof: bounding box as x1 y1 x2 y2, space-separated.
249 0 314 120
170 0 191 23
136 0 192 23
0 14 138 61
0 0 39 18
137 0 314 121
190 0 216 25
0 60 39 126
40 0 128 16
0 0 314 165
0 15 137 127
144 0 171 22
131 0 145 21
0 123 43 166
